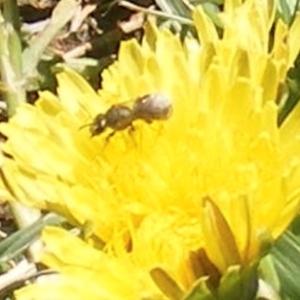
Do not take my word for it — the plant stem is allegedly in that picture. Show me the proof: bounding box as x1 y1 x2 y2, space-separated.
0 0 25 116
118 0 194 26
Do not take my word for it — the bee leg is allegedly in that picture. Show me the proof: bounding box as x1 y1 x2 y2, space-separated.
128 124 137 147
101 131 116 152
128 124 135 135
106 131 116 142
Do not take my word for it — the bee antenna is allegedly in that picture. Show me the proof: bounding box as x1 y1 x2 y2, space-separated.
77 102 95 132
79 123 93 131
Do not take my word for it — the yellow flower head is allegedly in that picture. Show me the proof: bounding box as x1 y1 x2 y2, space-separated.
2 0 300 298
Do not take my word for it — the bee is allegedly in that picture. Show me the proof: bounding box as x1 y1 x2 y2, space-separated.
87 93 172 138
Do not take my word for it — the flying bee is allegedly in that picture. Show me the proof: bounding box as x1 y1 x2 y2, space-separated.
85 93 172 138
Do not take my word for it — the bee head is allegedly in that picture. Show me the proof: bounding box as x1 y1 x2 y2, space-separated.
90 113 107 137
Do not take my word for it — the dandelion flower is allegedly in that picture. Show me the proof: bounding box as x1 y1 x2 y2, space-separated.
2 0 300 298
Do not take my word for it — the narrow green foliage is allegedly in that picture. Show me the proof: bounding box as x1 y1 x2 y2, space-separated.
0 213 65 266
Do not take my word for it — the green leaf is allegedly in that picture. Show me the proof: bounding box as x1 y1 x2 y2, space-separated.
201 3 222 28
22 0 80 83
278 59 300 125
277 0 300 24
271 217 300 299
0 213 65 265
154 0 193 34
259 255 281 295
183 264 259 300
155 0 192 19
190 0 224 5
218 265 258 300
258 256 282 300
183 277 217 300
